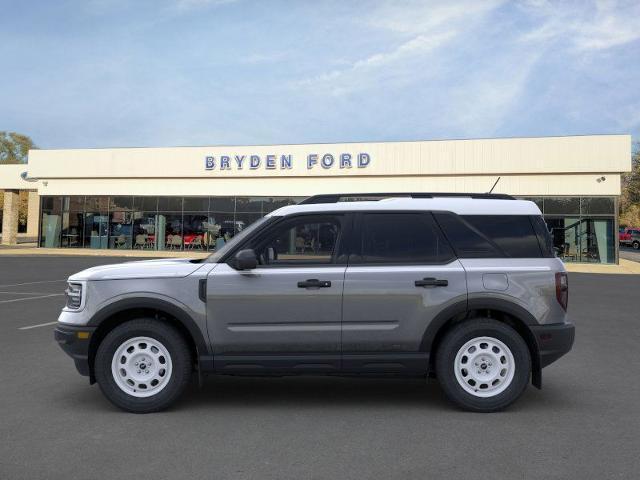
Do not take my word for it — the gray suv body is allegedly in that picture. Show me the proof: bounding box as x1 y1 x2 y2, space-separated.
55 193 574 413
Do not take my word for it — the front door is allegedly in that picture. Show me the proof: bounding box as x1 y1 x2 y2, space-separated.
341 212 467 373
207 213 348 373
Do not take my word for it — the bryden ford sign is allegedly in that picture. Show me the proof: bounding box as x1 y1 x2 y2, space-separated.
205 152 371 171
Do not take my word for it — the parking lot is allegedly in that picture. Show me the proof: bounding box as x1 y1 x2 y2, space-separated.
621 245 640 263
0 255 639 479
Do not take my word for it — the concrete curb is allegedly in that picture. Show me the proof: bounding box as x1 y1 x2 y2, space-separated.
564 259 640 275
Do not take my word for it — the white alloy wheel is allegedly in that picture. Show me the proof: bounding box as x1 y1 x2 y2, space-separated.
453 336 515 398
111 336 173 398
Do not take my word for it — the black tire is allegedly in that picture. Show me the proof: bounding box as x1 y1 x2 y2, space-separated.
435 318 531 412
94 318 192 413
633 241 640 250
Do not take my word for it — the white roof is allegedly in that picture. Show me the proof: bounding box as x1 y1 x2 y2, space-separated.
268 197 542 217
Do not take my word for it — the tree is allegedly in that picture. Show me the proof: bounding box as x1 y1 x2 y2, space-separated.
619 142 640 227
0 131 36 164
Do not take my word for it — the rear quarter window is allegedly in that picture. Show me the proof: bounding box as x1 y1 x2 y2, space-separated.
434 213 544 258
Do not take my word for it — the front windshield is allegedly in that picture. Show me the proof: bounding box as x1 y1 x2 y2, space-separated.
206 216 274 263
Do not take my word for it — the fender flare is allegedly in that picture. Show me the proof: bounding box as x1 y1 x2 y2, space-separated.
88 296 211 357
420 297 542 388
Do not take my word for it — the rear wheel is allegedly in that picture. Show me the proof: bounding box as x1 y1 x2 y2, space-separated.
435 318 531 412
95 319 192 413
633 241 640 250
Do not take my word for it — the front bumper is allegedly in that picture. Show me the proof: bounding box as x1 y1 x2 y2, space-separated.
531 322 575 368
54 324 96 377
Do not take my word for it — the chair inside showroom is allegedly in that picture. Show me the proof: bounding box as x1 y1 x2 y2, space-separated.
170 235 183 250
134 234 147 249
189 235 203 250
115 235 126 249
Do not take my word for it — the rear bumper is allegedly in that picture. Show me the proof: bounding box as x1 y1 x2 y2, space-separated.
531 322 575 368
54 324 96 377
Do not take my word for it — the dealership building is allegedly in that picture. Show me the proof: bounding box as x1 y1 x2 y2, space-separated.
0 134 631 263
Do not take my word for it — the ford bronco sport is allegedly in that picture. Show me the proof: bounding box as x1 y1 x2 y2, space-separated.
55 193 574 413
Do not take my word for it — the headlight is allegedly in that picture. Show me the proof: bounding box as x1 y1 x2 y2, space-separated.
65 282 83 310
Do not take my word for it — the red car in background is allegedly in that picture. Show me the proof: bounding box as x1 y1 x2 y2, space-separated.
620 227 640 249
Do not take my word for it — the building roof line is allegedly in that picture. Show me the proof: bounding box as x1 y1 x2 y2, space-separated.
28 133 631 152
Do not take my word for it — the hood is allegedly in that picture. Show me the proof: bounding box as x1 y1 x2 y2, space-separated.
68 258 206 281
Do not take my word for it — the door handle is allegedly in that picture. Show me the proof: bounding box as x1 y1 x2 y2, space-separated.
415 278 448 288
297 279 332 288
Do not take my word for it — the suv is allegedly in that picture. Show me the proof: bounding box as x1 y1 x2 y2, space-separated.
55 193 574 413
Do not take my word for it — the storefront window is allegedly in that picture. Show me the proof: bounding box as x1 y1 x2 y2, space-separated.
109 211 133 249
543 197 580 215
83 213 108 249
506 196 615 264
61 197 84 248
132 212 157 249
157 213 183 250
158 197 183 212
109 196 133 212
207 212 235 251
235 197 264 213
183 213 208 250
209 197 236 214
234 212 263 235
134 196 158 211
183 197 209 212
40 196 63 247
39 195 618 263
580 197 614 215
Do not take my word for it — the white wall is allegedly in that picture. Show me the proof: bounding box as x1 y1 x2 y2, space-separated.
35 173 621 197
0 134 630 197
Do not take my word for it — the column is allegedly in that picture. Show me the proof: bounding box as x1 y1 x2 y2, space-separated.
1 189 20 245
26 190 40 238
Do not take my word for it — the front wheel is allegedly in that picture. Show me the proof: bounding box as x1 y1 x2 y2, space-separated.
633 241 640 250
435 319 531 412
94 319 192 413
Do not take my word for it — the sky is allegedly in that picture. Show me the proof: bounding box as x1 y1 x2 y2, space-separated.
1 0 639 149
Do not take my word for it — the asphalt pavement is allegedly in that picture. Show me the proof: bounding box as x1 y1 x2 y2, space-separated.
0 255 639 479
620 245 640 263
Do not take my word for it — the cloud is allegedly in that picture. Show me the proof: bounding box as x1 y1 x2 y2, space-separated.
2 0 638 148
297 31 456 95
368 0 505 35
440 51 542 136
296 0 506 96
519 0 640 51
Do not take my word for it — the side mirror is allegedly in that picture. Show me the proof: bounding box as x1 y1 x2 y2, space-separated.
232 249 258 270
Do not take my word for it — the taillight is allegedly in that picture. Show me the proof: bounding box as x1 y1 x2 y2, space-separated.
555 272 568 311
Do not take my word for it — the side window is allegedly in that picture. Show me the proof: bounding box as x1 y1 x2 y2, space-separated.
462 215 543 258
251 215 342 266
434 213 502 258
435 213 543 258
355 213 454 264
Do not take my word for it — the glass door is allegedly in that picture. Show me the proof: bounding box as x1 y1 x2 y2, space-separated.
85 214 109 249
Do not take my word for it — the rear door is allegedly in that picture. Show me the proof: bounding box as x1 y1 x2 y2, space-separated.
341 212 467 373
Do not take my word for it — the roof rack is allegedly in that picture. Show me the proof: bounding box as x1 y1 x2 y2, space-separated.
298 192 516 204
